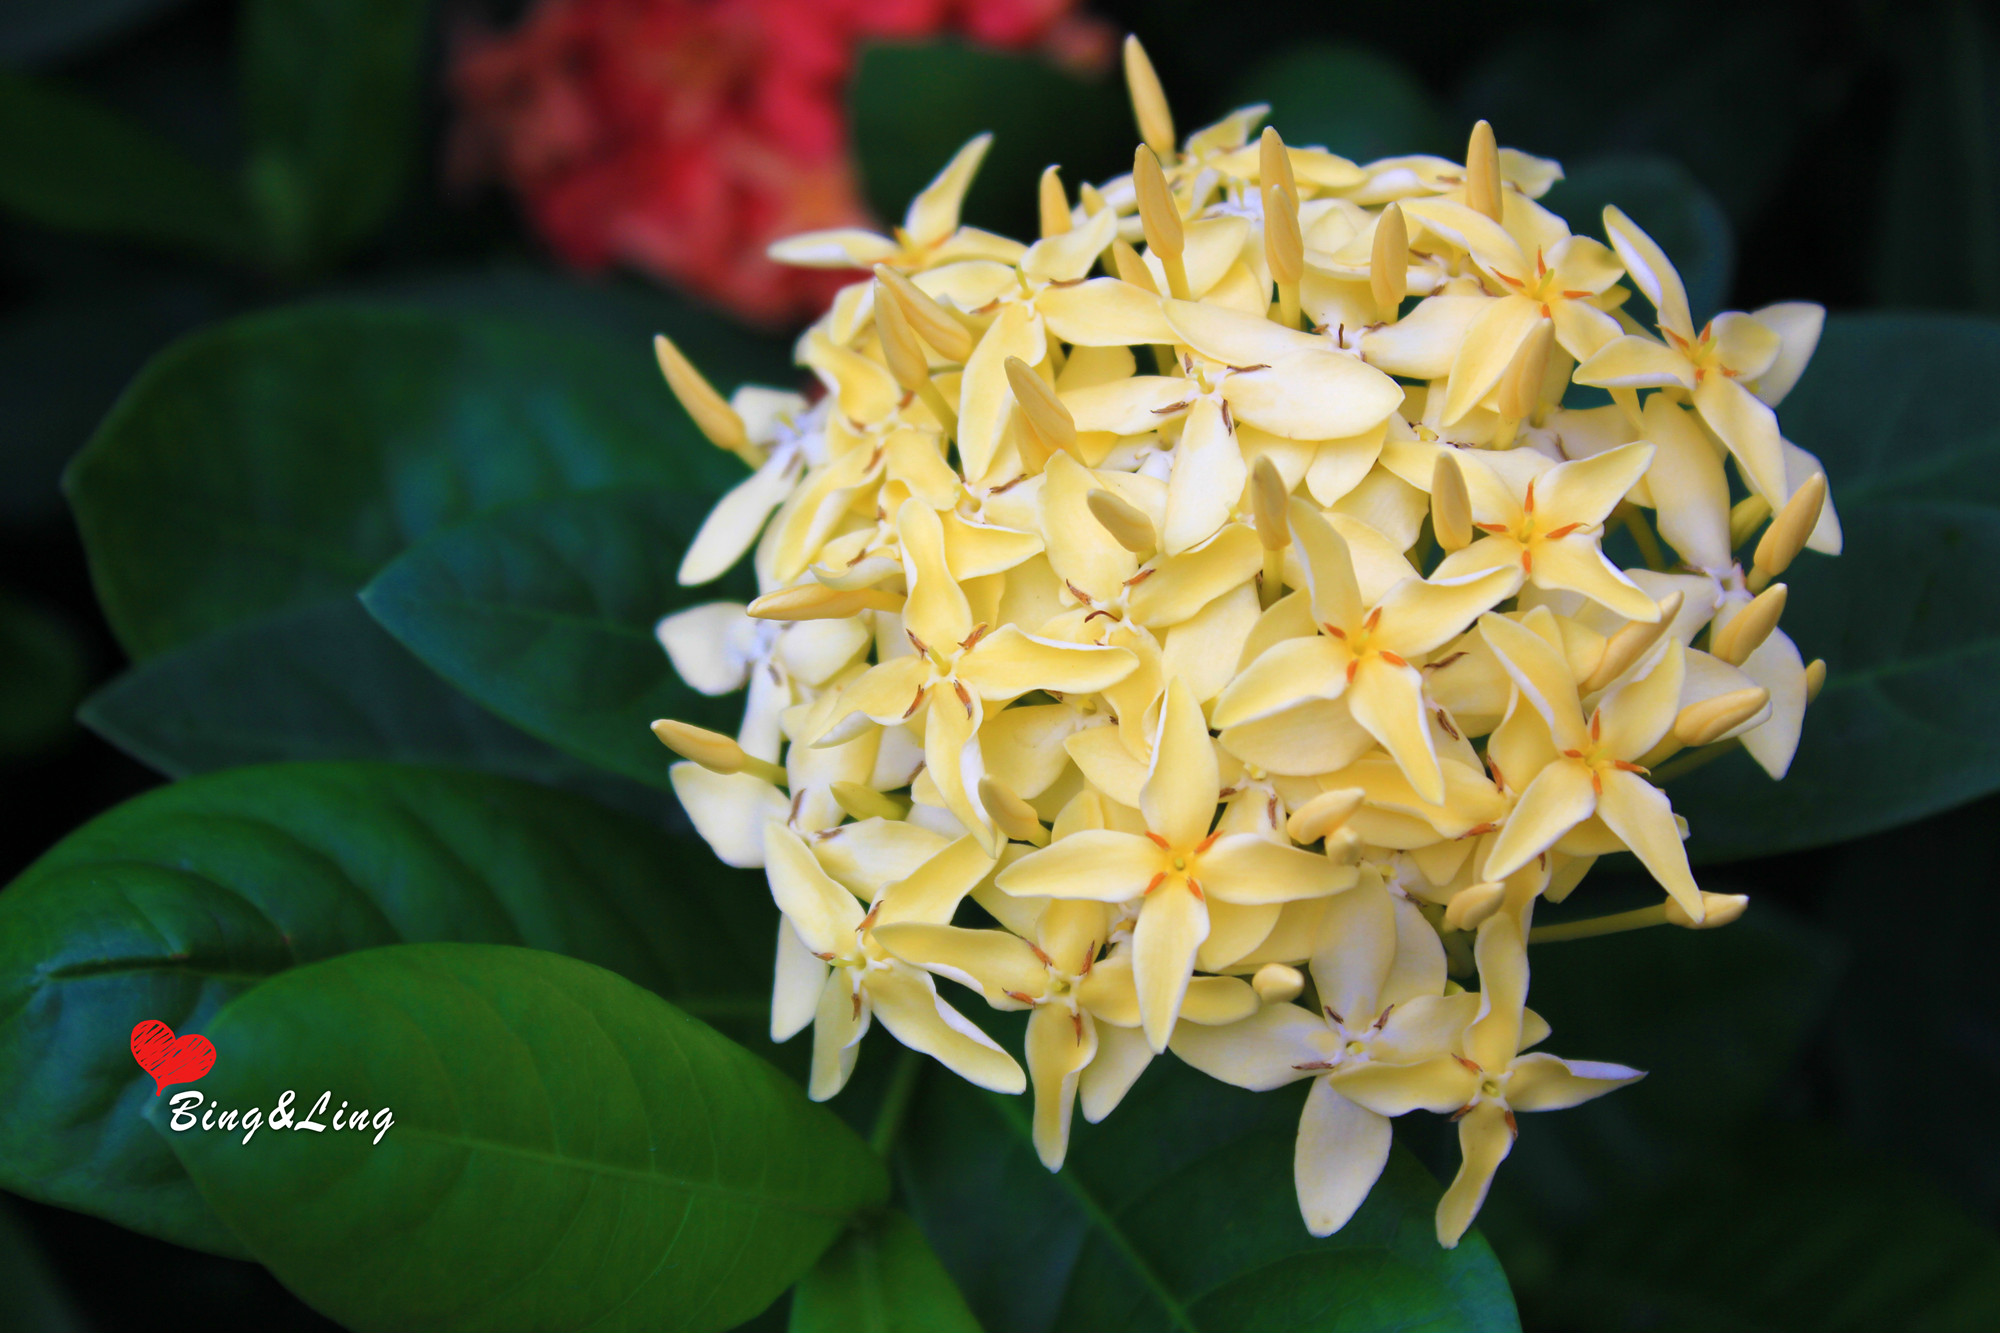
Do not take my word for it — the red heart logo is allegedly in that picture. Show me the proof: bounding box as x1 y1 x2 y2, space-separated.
130 1020 216 1095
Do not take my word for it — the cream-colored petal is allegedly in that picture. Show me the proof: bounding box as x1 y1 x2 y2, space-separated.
1219 697 1378 776
1309 875 1396 1026
1603 204 1692 338
1436 1102 1513 1248
814 817 953 903
1641 395 1733 570
1021 205 1119 282
1361 295 1488 379
1211 634 1349 728
1346 656 1444 805
868 964 1025 1093
1538 440 1654 528
1382 895 1450 1006
1180 973 1261 1024
1695 373 1789 508
1479 612 1590 749
1376 568 1518 657
1370 992 1481 1065
1442 296 1542 425
1026 1002 1097 1170
1296 1081 1393 1237
872 923 1046 1004
898 499 973 652
1039 454 1141 604
1595 769 1703 922
877 833 998 928
678 455 801 585
1736 626 1807 778
764 824 865 956
772 918 828 1042
957 302 1046 483
995 828 1160 902
1749 301 1824 406
942 511 1044 580
1161 581 1261 702
1170 1002 1326 1090
1289 499 1363 632
1221 349 1403 440
1162 297 1323 366
1061 376 1194 434
1037 278 1174 346
769 228 899 269
1329 1054 1476 1116
1078 1022 1156 1122
903 133 992 244
1710 311 1782 380
808 971 865 1100
957 626 1139 701
1597 638 1685 759
1164 397 1247 554
657 602 754 694
1141 679 1221 849
1201 834 1353 905
1505 1052 1644 1111
1530 535 1662 622
1466 913 1528 1073
1484 758 1596 882
1573 334 1695 390
1133 885 1210 1051
671 764 789 869
1551 299 1623 363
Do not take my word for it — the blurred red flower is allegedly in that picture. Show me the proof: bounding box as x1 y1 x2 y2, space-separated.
448 0 1111 325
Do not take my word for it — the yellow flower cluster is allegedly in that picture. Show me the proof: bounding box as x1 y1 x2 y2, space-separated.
649 38 1839 1248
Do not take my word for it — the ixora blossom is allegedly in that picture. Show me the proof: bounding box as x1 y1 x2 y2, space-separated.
648 36 1838 1248
447 0 1111 323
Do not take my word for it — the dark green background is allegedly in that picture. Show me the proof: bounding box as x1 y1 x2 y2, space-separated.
3 0 1998 1329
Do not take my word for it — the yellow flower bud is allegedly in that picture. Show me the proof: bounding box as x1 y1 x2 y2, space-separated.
1005 356 1077 459
1122 35 1175 160
747 584 904 621
1086 487 1156 554
1429 451 1473 553
1580 591 1684 692
1370 203 1408 320
1463 119 1503 222
978 775 1050 846
1673 686 1771 747
1038 165 1071 238
1666 892 1749 929
1286 787 1364 844
1751 472 1826 587
653 333 751 460
1710 585 1786 666
652 719 786 785
873 263 974 363
1251 963 1305 1005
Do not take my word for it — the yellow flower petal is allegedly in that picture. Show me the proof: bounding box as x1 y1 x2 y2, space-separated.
868 964 1025 1093
1346 656 1444 805
1296 1081 1392 1237
957 302 1047 483
1221 349 1404 440
1573 334 1695 390
1603 204 1692 339
1436 1102 1513 1248
1133 883 1210 1051
1594 769 1703 922
1201 834 1353 904
1505 1052 1644 1111
903 133 992 246
1036 278 1174 346
1211 635 1349 728
872 922 1045 1004
996 828 1159 901
1026 1002 1097 1169
1484 757 1595 882
1141 679 1221 848
763 824 864 957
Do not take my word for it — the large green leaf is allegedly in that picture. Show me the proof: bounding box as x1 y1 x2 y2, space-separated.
0 762 775 1256
1780 314 2000 508
76 597 668 824
66 303 749 661
849 41 1128 245
154 942 885 1332
364 488 746 789
0 1199 91 1333
0 68 253 262
897 1055 1517 1333
238 0 429 269
1671 501 2000 861
1233 45 1454 163
1541 155 1735 325
790 1209 983 1333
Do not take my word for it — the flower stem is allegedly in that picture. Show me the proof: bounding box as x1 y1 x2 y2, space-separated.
1529 903 1671 944
869 1048 925 1156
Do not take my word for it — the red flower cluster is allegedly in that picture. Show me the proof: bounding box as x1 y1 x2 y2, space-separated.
449 0 1110 325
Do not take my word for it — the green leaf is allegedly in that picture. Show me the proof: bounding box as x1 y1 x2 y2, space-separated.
0 762 776 1257
238 0 429 268
77 597 667 823
1540 155 1735 325
0 0 190 65
0 69 253 262
363 487 746 789
849 41 1129 244
1671 501 2000 861
1233 45 1455 163
0 592 86 759
66 303 750 661
154 942 885 1332
790 1209 983 1333
897 1056 1517 1333
1779 314 2000 508
1529 1128 2000 1333
0 284 226 526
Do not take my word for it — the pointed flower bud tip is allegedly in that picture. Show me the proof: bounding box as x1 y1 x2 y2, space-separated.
1005 356 1078 457
1673 686 1771 747
1371 204 1409 317
1465 119 1503 222
1251 963 1305 1005
1085 487 1157 554
1754 472 1827 579
653 334 748 454
1122 36 1175 159
1038 165 1071 238
1711 585 1786 666
1286 787 1365 844
1430 451 1473 553
1666 892 1748 929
